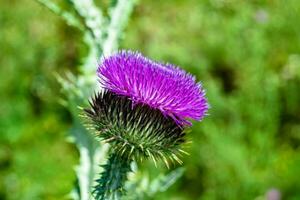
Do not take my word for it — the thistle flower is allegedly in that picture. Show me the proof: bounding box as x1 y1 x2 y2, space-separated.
84 50 209 200
97 50 208 125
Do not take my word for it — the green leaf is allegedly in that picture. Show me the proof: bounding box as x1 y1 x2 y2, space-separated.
36 0 83 29
149 167 185 194
103 0 138 55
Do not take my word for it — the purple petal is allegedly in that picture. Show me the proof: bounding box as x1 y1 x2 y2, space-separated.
97 50 209 126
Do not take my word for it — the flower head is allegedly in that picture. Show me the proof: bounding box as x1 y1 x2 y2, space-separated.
97 50 208 126
84 90 185 166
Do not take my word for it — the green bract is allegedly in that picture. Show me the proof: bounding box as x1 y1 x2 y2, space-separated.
84 90 186 167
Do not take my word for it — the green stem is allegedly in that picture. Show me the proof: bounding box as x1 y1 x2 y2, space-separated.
93 153 132 200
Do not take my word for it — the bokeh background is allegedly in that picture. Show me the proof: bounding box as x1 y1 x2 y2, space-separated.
1 0 300 199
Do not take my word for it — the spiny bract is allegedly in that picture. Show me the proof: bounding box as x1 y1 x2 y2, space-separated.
97 50 208 126
84 90 186 167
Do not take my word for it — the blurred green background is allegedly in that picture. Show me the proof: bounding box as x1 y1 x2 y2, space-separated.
1 0 300 199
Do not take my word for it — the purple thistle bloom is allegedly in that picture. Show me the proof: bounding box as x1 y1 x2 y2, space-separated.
97 50 208 126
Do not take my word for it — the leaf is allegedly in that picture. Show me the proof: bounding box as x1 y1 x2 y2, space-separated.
149 167 185 194
102 0 138 55
36 0 83 30
68 0 105 46
68 119 110 200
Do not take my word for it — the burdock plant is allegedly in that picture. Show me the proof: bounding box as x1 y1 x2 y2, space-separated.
84 51 208 200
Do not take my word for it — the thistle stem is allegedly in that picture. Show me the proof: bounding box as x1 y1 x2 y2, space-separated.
93 153 132 200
